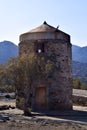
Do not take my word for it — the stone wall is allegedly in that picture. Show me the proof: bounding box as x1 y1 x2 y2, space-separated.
73 89 87 106
73 95 87 106
20 31 70 42
18 38 72 111
44 40 72 110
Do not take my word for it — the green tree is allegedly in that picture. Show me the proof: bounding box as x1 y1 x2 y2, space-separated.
73 78 81 89
73 78 87 90
19 54 56 116
4 53 57 116
0 64 6 87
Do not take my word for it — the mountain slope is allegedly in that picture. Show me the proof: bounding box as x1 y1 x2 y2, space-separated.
72 45 87 63
72 45 87 83
0 41 18 63
72 61 87 84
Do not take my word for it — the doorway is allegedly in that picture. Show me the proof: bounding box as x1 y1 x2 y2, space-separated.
35 87 46 111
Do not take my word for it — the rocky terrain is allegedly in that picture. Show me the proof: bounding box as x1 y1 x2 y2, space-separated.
0 91 87 130
0 103 87 130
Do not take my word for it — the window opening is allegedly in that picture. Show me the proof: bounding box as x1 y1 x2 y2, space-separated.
38 49 42 53
35 43 44 53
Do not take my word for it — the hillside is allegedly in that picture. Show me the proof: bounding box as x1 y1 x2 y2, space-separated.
0 41 18 63
72 45 87 84
72 61 87 84
72 45 87 63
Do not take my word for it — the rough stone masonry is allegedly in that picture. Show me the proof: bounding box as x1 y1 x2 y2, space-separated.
17 21 72 111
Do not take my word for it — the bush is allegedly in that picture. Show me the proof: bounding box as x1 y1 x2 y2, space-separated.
0 85 15 93
73 78 87 90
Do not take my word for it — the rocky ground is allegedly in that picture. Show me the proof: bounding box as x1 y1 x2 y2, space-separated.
0 100 87 130
0 90 87 130
0 120 87 130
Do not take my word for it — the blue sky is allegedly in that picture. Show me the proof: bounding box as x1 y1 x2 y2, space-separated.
0 0 87 46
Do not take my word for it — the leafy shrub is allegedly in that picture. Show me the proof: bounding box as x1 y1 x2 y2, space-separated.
73 78 87 90
0 85 15 93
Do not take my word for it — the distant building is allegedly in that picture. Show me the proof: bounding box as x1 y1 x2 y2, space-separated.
17 21 72 111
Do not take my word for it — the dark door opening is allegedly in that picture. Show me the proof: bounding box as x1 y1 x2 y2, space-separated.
35 87 46 111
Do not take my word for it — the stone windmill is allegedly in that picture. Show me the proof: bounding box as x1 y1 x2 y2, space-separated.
17 21 72 111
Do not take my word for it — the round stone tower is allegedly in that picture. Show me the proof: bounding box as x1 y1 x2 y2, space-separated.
18 21 72 111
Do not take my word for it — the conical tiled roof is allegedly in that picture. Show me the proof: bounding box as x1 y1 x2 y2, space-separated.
28 21 57 33
20 21 70 42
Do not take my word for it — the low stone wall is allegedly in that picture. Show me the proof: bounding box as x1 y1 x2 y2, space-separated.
73 95 87 106
73 89 87 106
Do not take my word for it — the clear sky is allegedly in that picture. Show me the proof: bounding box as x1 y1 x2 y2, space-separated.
0 0 87 46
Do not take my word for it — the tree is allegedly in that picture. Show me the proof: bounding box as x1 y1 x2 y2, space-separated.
5 53 57 116
18 53 56 116
0 64 6 86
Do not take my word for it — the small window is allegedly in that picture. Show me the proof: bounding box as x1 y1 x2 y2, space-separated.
35 43 44 53
38 49 42 53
